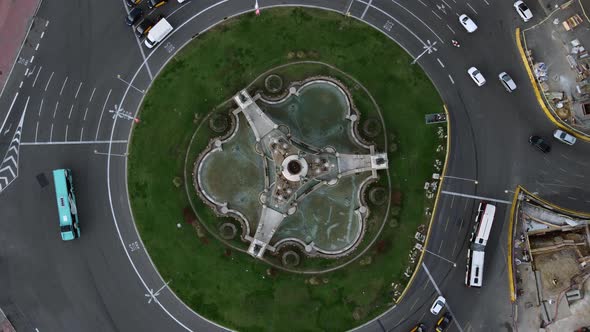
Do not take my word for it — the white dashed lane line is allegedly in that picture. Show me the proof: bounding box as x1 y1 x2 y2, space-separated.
437 58 445 67
448 74 455 84
467 3 478 14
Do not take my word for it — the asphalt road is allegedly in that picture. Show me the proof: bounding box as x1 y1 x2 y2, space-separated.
0 0 589 331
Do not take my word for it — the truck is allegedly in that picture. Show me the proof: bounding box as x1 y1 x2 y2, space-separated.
144 18 173 49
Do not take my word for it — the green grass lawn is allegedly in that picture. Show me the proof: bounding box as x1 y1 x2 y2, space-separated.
128 8 444 331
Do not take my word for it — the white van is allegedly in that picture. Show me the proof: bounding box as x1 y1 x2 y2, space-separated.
144 18 173 49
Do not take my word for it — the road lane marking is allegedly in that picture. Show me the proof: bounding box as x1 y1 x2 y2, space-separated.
448 75 454 84
68 104 74 119
574 173 585 178
418 0 427 6
452 242 457 256
459 217 465 230
95 89 112 140
49 123 53 142
442 0 452 9
441 190 511 204
0 93 19 135
30 55 34 63
32 66 42 87
65 125 69 140
409 297 420 311
568 196 578 200
83 107 89 121
431 10 442 20
483 0 490 5
21 140 128 146
59 76 68 95
361 0 373 19
467 3 478 14
75 82 83 99
40 31 45 39
35 122 39 142
444 216 450 231
356 1 428 46
53 101 59 118
447 24 455 34
450 195 455 208
80 127 84 141
438 239 444 253
389 0 444 43
558 167 567 173
19 81 23 89
437 58 445 67
44 71 54 91
422 263 464 332
38 98 43 116
89 87 96 102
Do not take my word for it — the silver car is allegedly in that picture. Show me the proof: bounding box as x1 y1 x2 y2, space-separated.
553 129 576 145
499 72 517 92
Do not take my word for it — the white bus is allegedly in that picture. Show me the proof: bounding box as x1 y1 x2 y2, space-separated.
465 202 496 287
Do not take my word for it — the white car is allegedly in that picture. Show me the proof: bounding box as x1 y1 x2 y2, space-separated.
430 296 446 315
459 14 478 33
499 72 517 92
514 1 533 22
553 129 577 145
468 67 486 87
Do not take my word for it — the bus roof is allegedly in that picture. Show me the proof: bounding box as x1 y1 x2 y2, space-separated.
53 169 75 241
474 203 495 246
468 250 485 287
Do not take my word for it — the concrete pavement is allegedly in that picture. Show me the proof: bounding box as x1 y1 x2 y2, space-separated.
0 0 40 97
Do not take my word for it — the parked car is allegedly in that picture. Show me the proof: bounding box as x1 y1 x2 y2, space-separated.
136 17 155 37
529 135 551 153
430 296 446 315
410 323 426 332
514 1 533 22
125 0 142 7
435 312 453 332
125 7 143 26
553 129 577 145
148 0 168 9
468 67 486 87
459 14 478 33
499 72 517 92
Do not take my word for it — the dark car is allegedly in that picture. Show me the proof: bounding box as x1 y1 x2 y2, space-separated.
529 135 551 153
135 18 155 37
125 7 143 26
435 312 453 332
410 323 426 332
148 0 168 9
125 0 142 7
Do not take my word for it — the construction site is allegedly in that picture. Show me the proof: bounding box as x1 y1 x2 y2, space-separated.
512 192 590 332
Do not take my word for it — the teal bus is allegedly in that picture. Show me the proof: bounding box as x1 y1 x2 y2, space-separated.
52 169 80 241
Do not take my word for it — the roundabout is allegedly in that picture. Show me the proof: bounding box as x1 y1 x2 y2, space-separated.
128 10 443 330
1 0 590 332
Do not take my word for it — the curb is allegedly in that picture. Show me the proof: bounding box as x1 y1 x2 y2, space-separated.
514 27 590 142
506 186 522 303
395 104 451 305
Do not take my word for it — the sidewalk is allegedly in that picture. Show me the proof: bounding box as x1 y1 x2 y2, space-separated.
520 0 590 137
0 0 41 96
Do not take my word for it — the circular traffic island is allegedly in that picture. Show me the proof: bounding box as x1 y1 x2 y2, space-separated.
128 8 445 332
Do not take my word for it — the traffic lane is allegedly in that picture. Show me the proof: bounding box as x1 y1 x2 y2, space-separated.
437 203 513 332
0 145 174 331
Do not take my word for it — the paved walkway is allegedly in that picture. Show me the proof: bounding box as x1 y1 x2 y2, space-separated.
0 0 40 95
